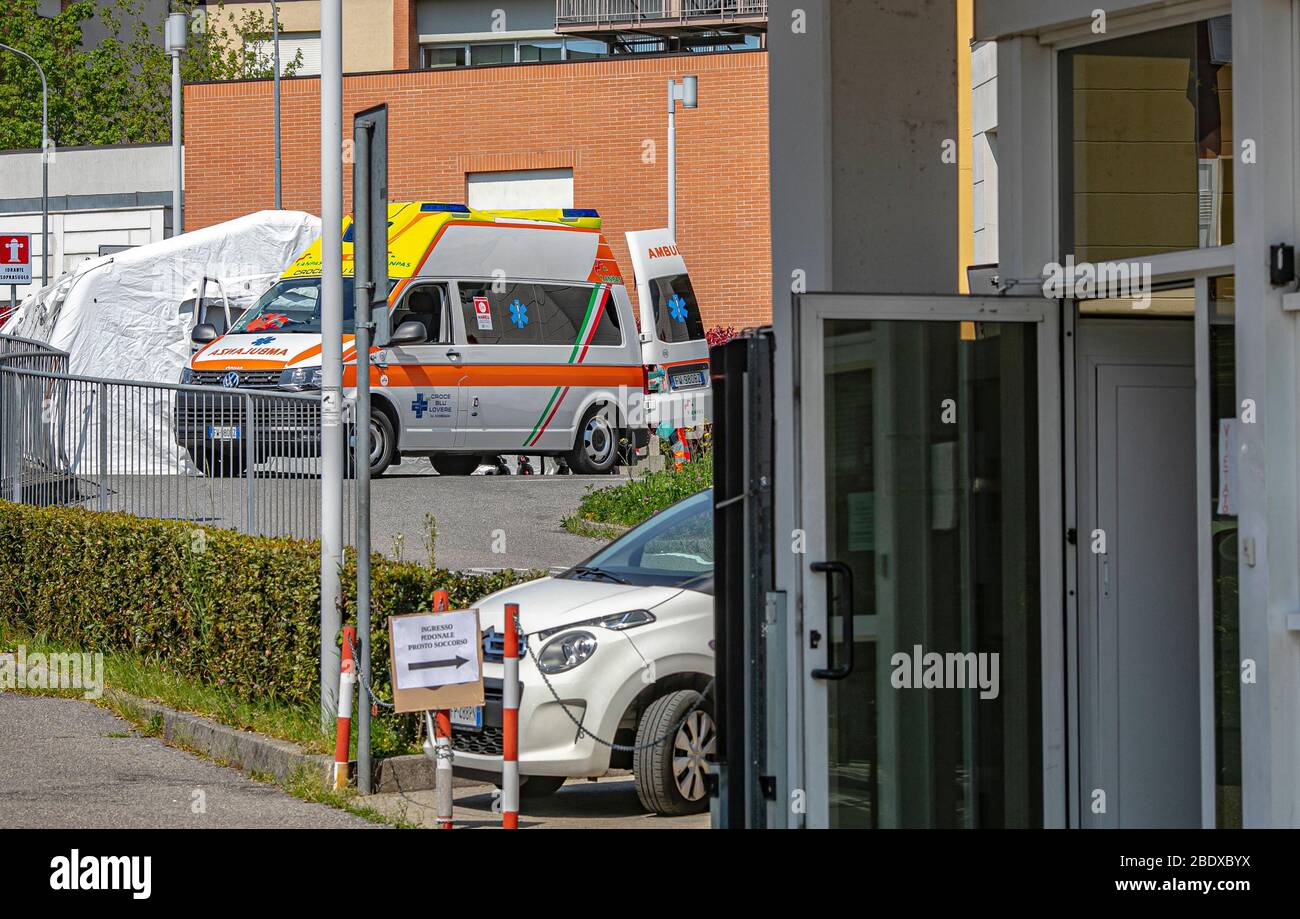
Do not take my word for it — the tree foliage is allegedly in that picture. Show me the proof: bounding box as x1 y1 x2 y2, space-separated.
0 0 301 150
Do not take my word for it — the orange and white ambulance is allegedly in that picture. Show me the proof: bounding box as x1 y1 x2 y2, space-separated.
180 203 653 477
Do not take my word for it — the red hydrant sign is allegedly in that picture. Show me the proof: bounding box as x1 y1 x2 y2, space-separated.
388 608 485 713
0 234 32 284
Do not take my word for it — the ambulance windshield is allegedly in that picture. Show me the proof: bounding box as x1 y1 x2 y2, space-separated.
230 277 396 335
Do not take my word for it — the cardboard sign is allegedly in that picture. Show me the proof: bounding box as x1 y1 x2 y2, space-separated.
388 608 485 713
0 234 32 284
474 296 493 330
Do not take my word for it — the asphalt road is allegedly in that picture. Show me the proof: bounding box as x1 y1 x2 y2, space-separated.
368 466 622 570
77 465 625 571
0 694 375 830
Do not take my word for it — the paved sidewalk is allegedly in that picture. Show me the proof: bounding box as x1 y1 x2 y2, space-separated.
362 775 710 829
0 694 375 829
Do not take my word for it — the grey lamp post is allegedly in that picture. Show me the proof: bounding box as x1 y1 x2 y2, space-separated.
166 12 188 236
0 43 51 287
667 75 698 239
272 1 282 209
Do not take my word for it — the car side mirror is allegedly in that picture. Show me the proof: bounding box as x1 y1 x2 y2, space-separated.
191 323 219 344
389 320 427 346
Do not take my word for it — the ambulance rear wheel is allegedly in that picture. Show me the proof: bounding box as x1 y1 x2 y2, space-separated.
567 405 618 475
431 455 481 476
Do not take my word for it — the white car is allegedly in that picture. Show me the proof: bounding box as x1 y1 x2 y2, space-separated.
452 488 715 816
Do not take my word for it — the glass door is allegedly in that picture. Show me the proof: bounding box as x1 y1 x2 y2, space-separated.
795 294 1063 828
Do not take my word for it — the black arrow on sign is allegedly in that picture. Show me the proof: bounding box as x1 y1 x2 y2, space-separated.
409 655 469 672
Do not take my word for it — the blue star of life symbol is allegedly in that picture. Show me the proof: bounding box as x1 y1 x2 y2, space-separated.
509 298 529 329
668 293 688 323
411 394 429 419
252 336 275 346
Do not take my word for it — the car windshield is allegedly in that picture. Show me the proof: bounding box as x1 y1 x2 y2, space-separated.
229 277 395 335
562 489 713 592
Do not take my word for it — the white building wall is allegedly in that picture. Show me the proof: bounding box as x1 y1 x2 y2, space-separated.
971 40 999 266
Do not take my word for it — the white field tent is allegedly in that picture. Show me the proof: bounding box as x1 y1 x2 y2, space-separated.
1 210 321 475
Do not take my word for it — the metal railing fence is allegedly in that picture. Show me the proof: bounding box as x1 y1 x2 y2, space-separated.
0 338 352 542
555 0 769 28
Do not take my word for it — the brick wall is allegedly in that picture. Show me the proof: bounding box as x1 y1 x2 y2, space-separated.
183 51 771 330
393 0 418 71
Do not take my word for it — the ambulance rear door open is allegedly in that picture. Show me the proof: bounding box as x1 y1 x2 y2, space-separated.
625 229 711 428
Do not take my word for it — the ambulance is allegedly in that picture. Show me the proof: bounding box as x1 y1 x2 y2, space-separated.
178 203 706 477
625 229 712 433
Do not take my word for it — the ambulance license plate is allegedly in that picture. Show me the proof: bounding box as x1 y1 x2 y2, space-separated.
672 371 704 389
207 425 241 440
450 706 482 731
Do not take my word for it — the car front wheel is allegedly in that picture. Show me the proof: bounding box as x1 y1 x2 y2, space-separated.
633 689 715 816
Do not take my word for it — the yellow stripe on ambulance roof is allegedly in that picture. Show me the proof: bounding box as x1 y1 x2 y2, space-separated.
280 202 603 282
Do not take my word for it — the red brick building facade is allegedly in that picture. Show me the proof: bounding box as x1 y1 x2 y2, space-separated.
183 51 771 330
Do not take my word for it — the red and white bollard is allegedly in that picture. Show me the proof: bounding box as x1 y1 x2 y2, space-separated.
333 626 356 791
502 602 521 829
432 590 454 830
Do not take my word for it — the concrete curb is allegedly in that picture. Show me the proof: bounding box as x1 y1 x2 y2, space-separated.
106 689 334 785
103 689 476 793
372 753 481 793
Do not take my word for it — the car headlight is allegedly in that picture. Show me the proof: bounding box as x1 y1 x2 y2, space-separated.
180 367 195 384
536 610 655 641
536 630 598 674
278 366 322 390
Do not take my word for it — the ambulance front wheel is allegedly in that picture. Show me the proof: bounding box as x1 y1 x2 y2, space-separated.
346 408 396 478
567 404 619 475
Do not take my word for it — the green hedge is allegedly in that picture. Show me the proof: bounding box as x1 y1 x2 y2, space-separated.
0 502 532 745
568 454 713 528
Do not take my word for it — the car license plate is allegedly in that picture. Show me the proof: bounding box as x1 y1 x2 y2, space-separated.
672 371 704 389
207 425 241 440
450 706 482 731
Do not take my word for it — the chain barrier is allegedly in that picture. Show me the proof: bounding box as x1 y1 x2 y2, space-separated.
345 632 395 711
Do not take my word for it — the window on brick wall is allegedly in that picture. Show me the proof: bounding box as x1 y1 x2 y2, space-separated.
467 169 574 210
245 31 322 76
419 38 611 69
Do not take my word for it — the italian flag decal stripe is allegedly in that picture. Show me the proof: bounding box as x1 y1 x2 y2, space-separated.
567 285 609 365
525 285 609 447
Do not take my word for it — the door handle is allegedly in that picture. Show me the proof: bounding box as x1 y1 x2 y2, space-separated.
446 349 461 360
811 561 854 681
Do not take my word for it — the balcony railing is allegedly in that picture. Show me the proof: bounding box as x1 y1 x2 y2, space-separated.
556 0 769 31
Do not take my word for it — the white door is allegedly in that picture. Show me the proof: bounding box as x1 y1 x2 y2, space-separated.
1075 320 1199 827
625 229 710 427
381 282 460 449
794 294 1063 828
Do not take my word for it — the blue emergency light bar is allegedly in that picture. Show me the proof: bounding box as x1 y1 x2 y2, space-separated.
420 202 472 213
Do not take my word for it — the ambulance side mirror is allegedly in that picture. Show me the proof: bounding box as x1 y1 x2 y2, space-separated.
390 320 427 346
191 323 219 345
